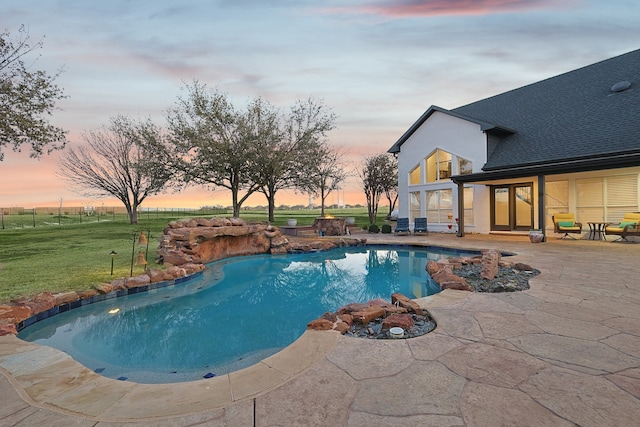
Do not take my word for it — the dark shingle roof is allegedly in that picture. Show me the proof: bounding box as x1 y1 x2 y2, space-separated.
453 49 640 171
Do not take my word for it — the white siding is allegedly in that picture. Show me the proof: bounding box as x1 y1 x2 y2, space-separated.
396 111 488 233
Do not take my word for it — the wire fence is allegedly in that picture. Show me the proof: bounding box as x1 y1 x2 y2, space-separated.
0 206 230 230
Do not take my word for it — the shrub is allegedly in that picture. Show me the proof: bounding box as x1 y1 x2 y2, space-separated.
368 224 380 233
381 224 392 234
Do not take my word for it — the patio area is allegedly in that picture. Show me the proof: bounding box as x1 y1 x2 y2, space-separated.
1 232 640 426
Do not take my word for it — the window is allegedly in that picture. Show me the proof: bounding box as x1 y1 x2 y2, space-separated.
576 175 638 222
545 181 568 230
410 191 421 222
606 175 638 222
576 178 604 222
458 157 472 175
463 186 474 225
409 164 421 185
426 189 453 223
426 149 452 182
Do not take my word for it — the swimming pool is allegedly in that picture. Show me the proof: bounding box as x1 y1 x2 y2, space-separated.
18 245 477 383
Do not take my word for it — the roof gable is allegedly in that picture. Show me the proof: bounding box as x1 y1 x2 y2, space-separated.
387 106 513 154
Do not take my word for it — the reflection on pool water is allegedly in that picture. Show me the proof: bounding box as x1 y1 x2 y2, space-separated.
19 245 477 383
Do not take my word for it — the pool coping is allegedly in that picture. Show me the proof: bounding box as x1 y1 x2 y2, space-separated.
1 242 476 421
0 327 345 421
1 292 472 421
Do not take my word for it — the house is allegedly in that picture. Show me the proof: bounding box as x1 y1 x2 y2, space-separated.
388 49 640 239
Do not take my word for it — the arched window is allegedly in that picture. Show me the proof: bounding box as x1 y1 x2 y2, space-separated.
426 149 452 182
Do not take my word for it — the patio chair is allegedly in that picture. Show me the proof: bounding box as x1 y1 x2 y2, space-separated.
395 217 410 235
413 217 428 235
552 213 583 239
605 212 640 242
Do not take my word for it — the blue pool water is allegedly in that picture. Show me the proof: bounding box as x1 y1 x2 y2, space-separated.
19 245 477 383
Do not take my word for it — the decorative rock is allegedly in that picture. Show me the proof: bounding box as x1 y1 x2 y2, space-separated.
336 302 369 315
109 279 128 290
124 275 151 288
514 262 534 271
391 293 422 314
269 235 288 248
0 304 32 323
270 246 288 255
181 263 206 274
381 313 415 330
195 218 214 227
320 311 337 322
53 291 79 305
351 306 386 324
146 268 170 283
77 289 98 300
0 321 18 336
481 249 500 280
431 269 468 290
337 313 353 326
94 283 114 294
441 281 474 292
165 266 188 279
229 217 245 226
306 318 334 330
426 260 440 275
18 292 55 315
333 321 350 334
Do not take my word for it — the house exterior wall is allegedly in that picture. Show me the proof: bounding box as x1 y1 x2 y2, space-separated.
397 111 489 233
396 111 640 236
546 166 640 237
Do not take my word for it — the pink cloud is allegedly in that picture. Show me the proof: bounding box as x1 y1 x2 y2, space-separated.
321 0 573 18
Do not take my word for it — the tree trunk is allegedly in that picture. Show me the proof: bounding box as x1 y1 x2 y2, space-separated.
320 187 326 217
232 187 240 218
386 193 398 217
267 189 276 223
128 207 138 225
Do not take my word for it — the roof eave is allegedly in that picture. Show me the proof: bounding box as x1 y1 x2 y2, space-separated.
452 152 640 183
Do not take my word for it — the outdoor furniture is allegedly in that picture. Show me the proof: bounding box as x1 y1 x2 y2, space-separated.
413 217 428 235
587 222 609 240
552 213 583 239
605 213 640 242
395 218 410 235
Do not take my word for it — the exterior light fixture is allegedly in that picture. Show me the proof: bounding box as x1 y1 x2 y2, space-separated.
110 250 117 275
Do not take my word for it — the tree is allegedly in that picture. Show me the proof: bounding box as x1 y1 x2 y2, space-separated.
58 115 173 224
297 143 348 217
358 153 397 225
164 82 270 218
256 98 337 222
0 25 67 162
382 156 398 218
160 81 337 219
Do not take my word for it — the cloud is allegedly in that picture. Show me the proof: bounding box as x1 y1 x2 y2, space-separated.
320 0 574 18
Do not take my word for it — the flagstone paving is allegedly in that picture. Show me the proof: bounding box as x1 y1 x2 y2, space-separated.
1 232 639 426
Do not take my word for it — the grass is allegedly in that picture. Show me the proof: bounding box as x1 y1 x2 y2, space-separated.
0 207 376 303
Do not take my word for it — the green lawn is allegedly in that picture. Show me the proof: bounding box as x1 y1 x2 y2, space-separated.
0 207 374 303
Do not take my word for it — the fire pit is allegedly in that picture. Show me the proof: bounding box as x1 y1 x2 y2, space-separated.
313 216 346 236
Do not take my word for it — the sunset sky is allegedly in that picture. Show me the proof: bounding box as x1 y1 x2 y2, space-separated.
1 0 638 210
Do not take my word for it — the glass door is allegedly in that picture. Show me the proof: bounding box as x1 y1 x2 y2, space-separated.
514 185 533 230
491 184 534 231
492 187 510 231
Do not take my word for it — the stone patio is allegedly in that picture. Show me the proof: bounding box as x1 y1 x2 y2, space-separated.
1 232 639 426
